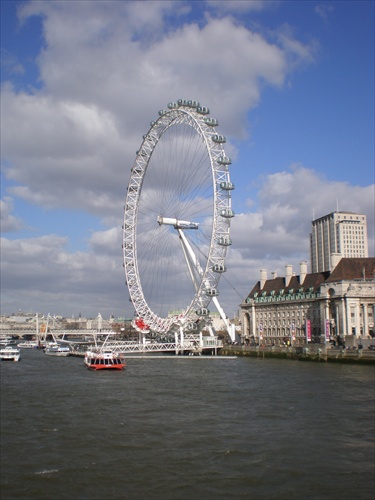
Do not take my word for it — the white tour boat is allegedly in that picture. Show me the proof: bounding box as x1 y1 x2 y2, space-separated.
0 346 21 362
84 349 126 370
44 344 71 357
83 332 126 370
18 340 39 349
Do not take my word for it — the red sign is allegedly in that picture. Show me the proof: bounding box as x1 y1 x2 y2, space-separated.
305 319 311 342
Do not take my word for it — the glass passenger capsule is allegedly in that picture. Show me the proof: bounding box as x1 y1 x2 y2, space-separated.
188 100 200 108
220 208 235 218
203 117 218 126
219 181 235 191
197 106 210 115
212 134 226 143
217 156 231 165
168 102 179 109
218 235 232 246
212 264 227 273
177 99 189 106
205 288 219 297
196 308 209 316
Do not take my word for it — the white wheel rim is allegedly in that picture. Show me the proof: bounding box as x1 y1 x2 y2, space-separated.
123 102 234 334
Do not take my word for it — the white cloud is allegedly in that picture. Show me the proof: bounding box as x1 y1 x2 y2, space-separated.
0 48 25 77
0 233 125 318
0 197 24 233
1 1 316 219
2 87 120 161
88 226 121 256
277 28 317 67
227 165 375 281
315 4 334 23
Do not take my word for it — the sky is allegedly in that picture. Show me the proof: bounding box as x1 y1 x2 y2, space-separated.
1 0 374 321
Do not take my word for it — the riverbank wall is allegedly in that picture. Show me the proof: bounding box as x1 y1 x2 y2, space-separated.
219 345 375 364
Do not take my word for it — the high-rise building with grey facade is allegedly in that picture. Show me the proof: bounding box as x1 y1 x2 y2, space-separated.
310 211 368 273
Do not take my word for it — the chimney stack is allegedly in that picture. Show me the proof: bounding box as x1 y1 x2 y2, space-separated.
260 269 267 289
271 271 278 280
330 253 342 271
299 261 307 284
285 265 293 286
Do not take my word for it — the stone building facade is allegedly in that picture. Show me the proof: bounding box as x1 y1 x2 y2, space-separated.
240 258 375 346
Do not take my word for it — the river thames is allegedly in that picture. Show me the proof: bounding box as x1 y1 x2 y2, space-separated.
1 349 374 500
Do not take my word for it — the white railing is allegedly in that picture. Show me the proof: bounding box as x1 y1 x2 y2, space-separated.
82 338 222 354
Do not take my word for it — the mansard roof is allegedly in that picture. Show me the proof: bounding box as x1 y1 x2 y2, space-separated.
246 257 375 300
247 271 329 299
325 257 375 282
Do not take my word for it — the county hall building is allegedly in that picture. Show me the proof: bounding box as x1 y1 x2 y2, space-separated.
240 211 374 346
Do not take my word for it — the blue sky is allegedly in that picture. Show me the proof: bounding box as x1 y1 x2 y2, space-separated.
1 0 374 320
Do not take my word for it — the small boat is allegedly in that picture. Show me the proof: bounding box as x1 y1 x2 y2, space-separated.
18 341 39 349
0 346 21 362
44 344 71 357
0 336 17 347
84 349 126 370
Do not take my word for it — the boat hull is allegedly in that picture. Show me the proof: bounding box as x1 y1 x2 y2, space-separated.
44 351 71 357
84 363 125 370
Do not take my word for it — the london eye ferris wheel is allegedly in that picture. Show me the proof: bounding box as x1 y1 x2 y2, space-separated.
123 99 235 336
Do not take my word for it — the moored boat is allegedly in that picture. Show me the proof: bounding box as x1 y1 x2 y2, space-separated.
84 349 126 370
44 344 71 357
0 336 17 347
0 346 21 362
18 341 39 349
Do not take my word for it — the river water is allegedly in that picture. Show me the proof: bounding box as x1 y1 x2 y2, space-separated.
1 349 374 500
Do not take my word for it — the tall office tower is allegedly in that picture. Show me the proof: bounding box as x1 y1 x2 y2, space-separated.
310 211 368 273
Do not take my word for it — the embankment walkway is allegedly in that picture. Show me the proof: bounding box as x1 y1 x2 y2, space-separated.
220 345 375 364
